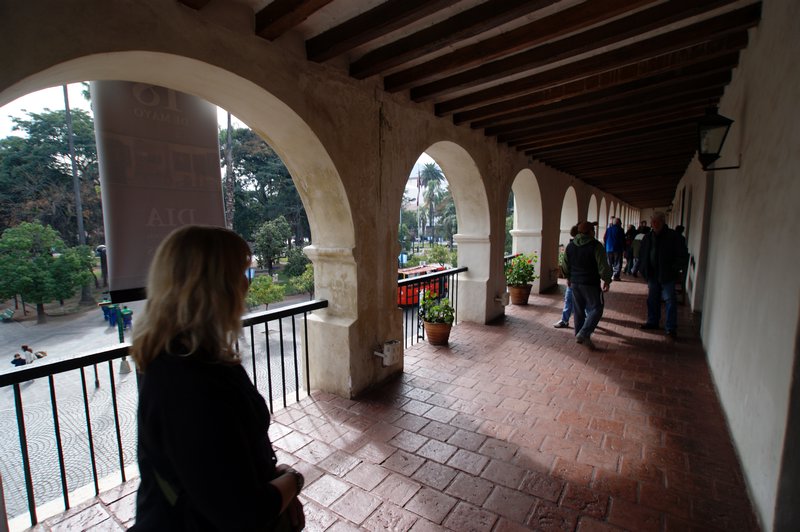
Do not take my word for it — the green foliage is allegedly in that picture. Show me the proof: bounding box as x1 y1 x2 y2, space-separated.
0 109 102 245
505 214 513 254
427 244 452 266
404 255 422 267
246 275 285 309
222 128 309 243
0 222 93 319
419 289 454 325
290 263 315 299
253 216 291 272
504 252 539 286
284 247 310 277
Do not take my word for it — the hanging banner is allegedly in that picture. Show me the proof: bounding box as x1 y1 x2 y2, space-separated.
91 81 225 302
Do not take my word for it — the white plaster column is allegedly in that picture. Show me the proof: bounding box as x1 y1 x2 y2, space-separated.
510 229 541 256
454 233 491 323
303 245 358 397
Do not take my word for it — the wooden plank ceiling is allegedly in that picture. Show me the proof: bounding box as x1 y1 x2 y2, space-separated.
183 0 762 207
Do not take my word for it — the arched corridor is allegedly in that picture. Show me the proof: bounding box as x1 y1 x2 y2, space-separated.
54 276 757 531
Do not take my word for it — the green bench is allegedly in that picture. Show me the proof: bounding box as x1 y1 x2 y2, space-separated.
1 309 15 322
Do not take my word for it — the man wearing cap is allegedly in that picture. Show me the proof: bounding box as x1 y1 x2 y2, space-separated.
561 221 612 349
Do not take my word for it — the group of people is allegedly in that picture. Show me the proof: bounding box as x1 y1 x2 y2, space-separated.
556 211 689 349
10 344 47 367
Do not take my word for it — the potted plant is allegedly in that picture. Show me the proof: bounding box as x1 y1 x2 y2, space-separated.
504 252 539 305
419 289 454 346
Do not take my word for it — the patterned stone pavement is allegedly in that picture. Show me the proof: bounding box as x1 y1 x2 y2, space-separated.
11 276 760 531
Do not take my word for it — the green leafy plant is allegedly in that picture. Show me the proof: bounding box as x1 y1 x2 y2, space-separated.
504 252 539 286
419 289 454 325
246 274 285 310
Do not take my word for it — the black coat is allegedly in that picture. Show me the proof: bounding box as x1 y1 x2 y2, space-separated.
131 351 282 531
639 227 688 284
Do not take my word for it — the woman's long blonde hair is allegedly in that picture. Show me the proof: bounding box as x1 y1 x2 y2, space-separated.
131 225 251 371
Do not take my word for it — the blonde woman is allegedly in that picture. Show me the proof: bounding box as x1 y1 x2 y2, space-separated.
130 225 304 531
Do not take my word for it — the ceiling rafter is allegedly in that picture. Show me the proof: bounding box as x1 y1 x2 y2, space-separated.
256 0 336 40
349 0 558 79
487 76 731 139
382 0 654 92
432 4 761 112
457 47 744 127
405 0 736 102
305 0 457 62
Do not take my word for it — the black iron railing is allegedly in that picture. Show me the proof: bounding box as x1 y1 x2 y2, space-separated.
398 267 467 347
503 253 520 271
0 299 327 528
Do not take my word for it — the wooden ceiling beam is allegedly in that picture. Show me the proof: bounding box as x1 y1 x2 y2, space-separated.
349 0 557 79
546 142 695 168
306 0 456 62
383 0 655 92
489 83 728 140
256 0 336 40
504 100 708 146
528 124 695 157
507 102 715 149
408 0 737 101
177 0 211 9
434 3 760 114
462 53 740 127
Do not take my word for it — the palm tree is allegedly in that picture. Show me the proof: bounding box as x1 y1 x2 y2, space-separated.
417 162 443 241
438 190 457 248
423 179 443 242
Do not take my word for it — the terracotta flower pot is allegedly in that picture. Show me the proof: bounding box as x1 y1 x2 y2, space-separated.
423 321 452 346
508 284 532 305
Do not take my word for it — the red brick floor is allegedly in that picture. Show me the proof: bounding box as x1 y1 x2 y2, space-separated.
28 276 760 531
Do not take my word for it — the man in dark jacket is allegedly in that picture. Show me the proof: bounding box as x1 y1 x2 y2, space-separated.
562 221 612 350
639 211 689 337
603 218 625 281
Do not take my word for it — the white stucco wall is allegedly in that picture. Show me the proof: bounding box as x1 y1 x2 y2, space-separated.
693 0 800 527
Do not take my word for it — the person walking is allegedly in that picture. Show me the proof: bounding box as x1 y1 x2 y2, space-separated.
562 221 612 349
11 354 26 367
639 212 689 338
554 224 579 328
603 218 625 281
129 225 305 531
623 224 638 274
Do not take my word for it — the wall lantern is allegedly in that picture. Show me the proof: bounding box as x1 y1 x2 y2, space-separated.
697 107 739 171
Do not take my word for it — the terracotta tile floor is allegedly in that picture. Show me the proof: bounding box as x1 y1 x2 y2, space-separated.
28 277 760 531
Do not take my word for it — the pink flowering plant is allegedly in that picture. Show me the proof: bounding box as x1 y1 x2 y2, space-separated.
504 253 539 286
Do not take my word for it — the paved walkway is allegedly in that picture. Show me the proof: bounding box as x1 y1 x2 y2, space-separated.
12 277 759 531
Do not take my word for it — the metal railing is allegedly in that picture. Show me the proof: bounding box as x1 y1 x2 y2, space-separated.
399 267 467 347
0 299 327 528
503 253 520 271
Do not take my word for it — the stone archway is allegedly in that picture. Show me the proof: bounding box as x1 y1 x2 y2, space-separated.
560 186 579 247
0 51 359 394
510 168 543 291
424 141 491 323
588 194 598 224
599 197 608 237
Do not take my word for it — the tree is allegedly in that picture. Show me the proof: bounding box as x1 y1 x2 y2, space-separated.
284 247 310 277
423 178 444 241
253 216 291 273
221 127 309 243
0 222 93 323
290 263 315 300
438 190 457 247
417 162 443 238
246 275 285 310
427 244 451 266
0 109 102 245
